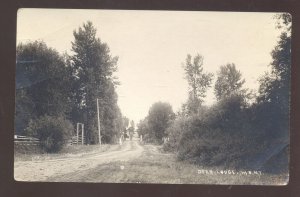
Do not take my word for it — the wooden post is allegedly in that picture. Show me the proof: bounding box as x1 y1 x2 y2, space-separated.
82 124 84 145
97 98 101 146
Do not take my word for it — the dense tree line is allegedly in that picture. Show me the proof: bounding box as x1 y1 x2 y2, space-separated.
16 21 127 151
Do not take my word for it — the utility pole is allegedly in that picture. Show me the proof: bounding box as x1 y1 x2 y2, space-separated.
76 123 79 145
97 98 101 146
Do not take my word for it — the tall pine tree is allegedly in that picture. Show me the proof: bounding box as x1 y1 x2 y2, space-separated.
69 21 120 144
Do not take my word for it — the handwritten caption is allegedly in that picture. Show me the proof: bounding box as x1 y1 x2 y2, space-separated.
197 169 262 176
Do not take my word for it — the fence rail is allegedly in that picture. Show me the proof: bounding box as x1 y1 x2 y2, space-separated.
14 135 40 146
70 135 86 145
15 135 85 146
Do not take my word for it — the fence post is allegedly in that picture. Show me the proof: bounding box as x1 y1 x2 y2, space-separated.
82 124 84 145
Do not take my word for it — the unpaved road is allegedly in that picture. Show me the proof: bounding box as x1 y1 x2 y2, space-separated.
14 137 287 184
14 139 144 182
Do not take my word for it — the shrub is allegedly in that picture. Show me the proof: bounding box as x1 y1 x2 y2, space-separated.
163 90 288 171
26 115 73 152
166 94 264 169
163 116 187 152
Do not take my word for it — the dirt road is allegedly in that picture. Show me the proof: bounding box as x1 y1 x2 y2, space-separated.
14 138 144 182
14 137 287 184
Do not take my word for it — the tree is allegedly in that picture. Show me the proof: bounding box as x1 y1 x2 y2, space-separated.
130 120 135 130
122 116 129 130
121 116 130 138
214 63 246 101
183 54 213 114
147 102 175 143
258 14 291 109
256 13 291 134
137 118 149 138
125 120 135 140
16 41 71 134
69 21 119 144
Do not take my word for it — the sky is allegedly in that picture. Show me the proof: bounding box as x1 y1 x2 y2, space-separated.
17 9 283 123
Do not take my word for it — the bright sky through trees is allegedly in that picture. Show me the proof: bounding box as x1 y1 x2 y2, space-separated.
17 9 282 123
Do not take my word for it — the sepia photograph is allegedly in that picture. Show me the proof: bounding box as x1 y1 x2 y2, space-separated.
14 9 291 185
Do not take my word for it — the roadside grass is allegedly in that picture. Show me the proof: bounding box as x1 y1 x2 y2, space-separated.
14 143 122 162
59 143 288 185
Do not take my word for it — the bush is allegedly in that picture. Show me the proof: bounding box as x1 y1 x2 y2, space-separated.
26 115 73 152
165 94 259 168
163 116 186 152
165 93 288 171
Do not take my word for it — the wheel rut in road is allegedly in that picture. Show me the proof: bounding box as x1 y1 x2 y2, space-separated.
14 139 144 181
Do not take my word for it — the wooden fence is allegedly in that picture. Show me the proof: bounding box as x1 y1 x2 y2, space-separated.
69 135 86 145
15 134 85 146
14 135 40 146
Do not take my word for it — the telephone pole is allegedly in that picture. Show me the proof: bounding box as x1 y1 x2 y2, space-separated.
97 98 101 146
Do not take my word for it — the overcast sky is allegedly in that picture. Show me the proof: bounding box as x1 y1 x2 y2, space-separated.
17 9 283 123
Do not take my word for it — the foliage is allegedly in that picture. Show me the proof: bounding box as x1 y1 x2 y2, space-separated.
137 118 149 139
123 117 129 129
214 63 247 101
163 14 290 171
69 21 120 144
256 13 291 138
137 102 175 143
163 115 187 152
166 94 278 169
16 22 124 148
16 41 72 134
182 54 213 114
257 33 291 111
26 115 73 152
147 102 175 143
130 120 135 130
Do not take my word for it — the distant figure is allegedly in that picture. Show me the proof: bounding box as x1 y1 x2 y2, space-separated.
129 132 133 141
119 134 124 145
162 137 169 144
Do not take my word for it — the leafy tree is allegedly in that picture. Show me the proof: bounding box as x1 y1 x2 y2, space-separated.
258 15 291 109
122 116 129 129
15 88 35 135
256 13 291 135
127 120 135 140
26 115 73 152
163 115 187 152
121 116 130 138
183 54 213 114
16 41 72 134
100 81 122 143
147 102 175 143
214 63 246 101
130 120 135 130
69 21 119 144
137 118 149 138
164 14 291 171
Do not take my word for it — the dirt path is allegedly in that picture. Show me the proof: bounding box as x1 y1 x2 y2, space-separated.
14 138 287 184
46 144 288 184
14 139 144 182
